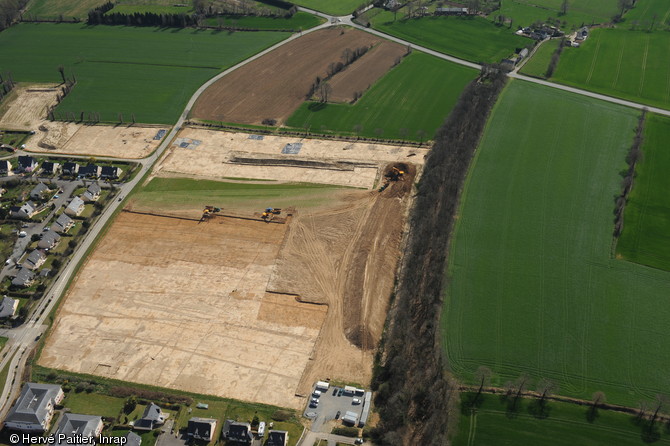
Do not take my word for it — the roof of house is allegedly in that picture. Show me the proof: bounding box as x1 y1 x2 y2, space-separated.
223 420 252 442
141 403 165 422
40 230 61 246
26 250 47 265
0 296 18 318
101 166 119 176
5 383 62 426
18 156 37 168
266 430 288 446
54 213 74 229
124 432 141 446
0 160 12 170
87 183 102 195
11 268 34 286
41 161 58 171
187 417 217 439
67 196 85 211
21 201 36 212
79 165 100 176
31 183 49 197
62 162 79 171
56 413 101 440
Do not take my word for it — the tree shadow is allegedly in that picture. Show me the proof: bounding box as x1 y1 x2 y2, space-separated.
460 393 485 415
585 406 599 423
307 102 326 112
527 399 551 419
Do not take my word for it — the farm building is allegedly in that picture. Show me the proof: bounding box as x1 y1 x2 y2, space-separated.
187 417 217 441
12 268 35 288
0 296 18 318
62 162 79 176
222 420 253 444
65 197 85 217
17 156 37 173
40 161 60 175
265 430 288 446
51 213 75 233
82 183 101 202
55 413 103 444
4 383 64 432
38 230 61 250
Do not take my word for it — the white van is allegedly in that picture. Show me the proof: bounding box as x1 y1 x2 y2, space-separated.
258 421 265 437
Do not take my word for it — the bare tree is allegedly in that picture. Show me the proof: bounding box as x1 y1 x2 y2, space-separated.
510 374 531 412
560 0 568 15
57 65 66 84
535 378 557 416
318 82 332 103
587 391 606 422
648 395 667 432
473 366 492 406
342 48 353 65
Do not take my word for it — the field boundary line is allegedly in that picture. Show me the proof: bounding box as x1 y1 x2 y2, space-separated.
585 31 602 85
638 34 649 96
612 37 625 89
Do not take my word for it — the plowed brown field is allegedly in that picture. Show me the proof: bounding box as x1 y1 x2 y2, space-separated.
191 28 382 125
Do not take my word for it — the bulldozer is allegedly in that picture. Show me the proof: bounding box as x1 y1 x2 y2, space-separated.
261 207 281 222
200 205 221 222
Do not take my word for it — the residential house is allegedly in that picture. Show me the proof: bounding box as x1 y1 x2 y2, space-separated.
30 183 50 200
78 164 101 179
16 156 37 173
0 160 13 176
0 296 18 318
4 383 64 432
38 230 61 250
82 183 101 202
10 201 37 219
24 250 47 270
55 413 103 446
133 403 168 431
265 431 289 446
50 213 75 234
62 162 80 176
575 26 589 41
187 417 217 441
222 420 253 444
40 161 60 175
11 268 35 288
124 432 142 446
101 166 122 180
65 196 85 217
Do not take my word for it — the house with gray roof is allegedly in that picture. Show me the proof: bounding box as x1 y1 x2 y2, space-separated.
65 196 85 217
55 413 103 445
222 420 253 444
51 213 75 234
265 430 288 446
38 230 61 250
10 201 37 219
124 432 141 446
30 183 50 200
187 417 217 441
133 403 168 431
24 250 46 270
12 268 35 288
0 296 18 318
4 383 64 432
82 183 101 202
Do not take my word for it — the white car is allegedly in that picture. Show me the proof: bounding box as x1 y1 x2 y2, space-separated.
352 398 361 405
312 390 322 398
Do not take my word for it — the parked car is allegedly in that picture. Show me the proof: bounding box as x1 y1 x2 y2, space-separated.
312 390 322 398
352 398 361 405
335 411 341 420
337 388 343 397
310 397 319 405
355 439 363 445
332 387 339 396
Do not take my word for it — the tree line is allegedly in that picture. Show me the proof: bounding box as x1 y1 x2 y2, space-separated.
306 46 372 103
0 0 28 30
545 37 567 78
367 65 507 445
0 72 16 104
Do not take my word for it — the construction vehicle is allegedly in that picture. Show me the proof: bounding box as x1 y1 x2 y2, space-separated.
379 166 405 192
200 206 221 222
261 207 281 222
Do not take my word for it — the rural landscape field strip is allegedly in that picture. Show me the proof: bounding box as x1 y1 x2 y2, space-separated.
0 24 290 124
617 114 670 271
490 0 619 29
444 79 670 406
286 52 476 140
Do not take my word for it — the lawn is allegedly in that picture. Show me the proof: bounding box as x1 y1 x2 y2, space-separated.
63 392 125 418
369 12 531 64
519 38 560 78
617 114 670 271
288 0 365 16
453 392 670 446
204 12 324 30
285 52 477 141
443 80 670 407
0 24 289 124
623 0 670 31
551 28 670 110
131 177 348 212
490 0 619 29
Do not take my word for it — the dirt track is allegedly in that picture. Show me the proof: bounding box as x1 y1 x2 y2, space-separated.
329 41 407 103
191 28 383 125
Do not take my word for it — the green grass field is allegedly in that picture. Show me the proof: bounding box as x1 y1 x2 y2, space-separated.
132 177 348 211
369 12 531 64
443 80 670 407
490 0 619 29
285 52 476 141
107 4 194 14
289 0 364 16
204 12 324 30
519 38 560 78
25 0 107 19
617 114 670 271
453 393 670 446
0 24 289 124
551 28 670 110
624 0 670 31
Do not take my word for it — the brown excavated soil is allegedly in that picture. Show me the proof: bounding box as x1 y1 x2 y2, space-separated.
328 41 407 103
191 28 382 125
0 84 60 130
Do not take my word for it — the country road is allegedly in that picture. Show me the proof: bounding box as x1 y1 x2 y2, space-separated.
0 2 668 425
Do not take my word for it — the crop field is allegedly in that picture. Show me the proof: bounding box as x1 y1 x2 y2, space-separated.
204 12 324 30
107 4 194 14
453 393 670 446
624 0 670 31
490 0 619 29
0 24 289 124
519 38 560 78
24 0 107 19
369 13 530 64
289 0 364 16
617 114 670 271
443 80 670 407
286 52 476 141
552 28 670 110
191 28 384 126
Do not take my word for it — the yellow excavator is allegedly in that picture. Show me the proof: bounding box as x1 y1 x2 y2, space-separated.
201 206 221 221
379 167 405 192
261 207 281 222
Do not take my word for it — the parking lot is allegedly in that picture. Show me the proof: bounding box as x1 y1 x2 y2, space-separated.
303 383 368 433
